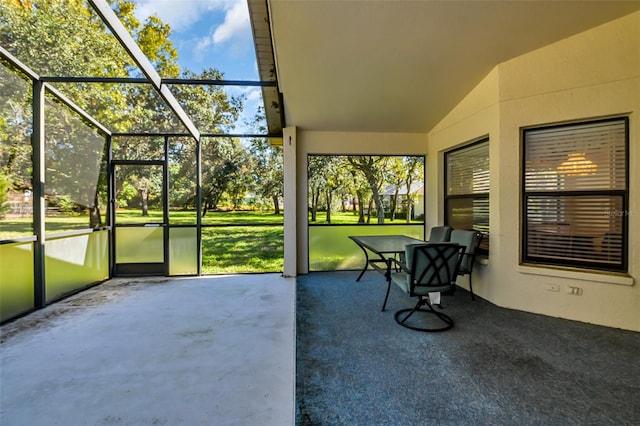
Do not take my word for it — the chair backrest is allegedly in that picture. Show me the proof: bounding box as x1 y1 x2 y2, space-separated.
428 226 452 242
449 230 483 273
405 243 464 296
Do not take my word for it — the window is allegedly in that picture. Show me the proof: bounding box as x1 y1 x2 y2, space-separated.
522 117 628 272
444 139 489 252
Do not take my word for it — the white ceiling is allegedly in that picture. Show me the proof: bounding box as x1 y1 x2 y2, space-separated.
267 0 640 134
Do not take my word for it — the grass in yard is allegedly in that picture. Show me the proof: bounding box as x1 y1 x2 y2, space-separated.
201 225 283 274
1 209 284 238
0 215 96 239
1 209 284 274
1 209 421 274
309 210 423 225
115 209 284 225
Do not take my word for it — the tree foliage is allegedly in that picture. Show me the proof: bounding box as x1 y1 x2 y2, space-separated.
248 137 282 214
0 62 32 198
1 0 281 227
347 156 389 224
2 1 423 233
308 155 424 224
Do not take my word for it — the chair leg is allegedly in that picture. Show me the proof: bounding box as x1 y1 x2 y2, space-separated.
381 279 392 312
469 273 475 301
394 297 454 332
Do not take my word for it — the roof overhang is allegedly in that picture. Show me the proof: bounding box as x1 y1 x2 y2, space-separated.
248 0 284 144
256 0 640 134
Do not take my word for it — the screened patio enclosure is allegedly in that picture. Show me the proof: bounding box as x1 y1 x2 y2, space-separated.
0 0 284 323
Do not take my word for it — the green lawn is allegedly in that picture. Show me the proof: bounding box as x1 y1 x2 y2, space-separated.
0 209 284 238
116 209 284 225
0 209 422 274
0 209 284 274
201 225 283 274
309 210 423 225
0 215 92 238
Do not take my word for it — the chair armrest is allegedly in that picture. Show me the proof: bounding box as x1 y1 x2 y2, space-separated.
388 257 411 273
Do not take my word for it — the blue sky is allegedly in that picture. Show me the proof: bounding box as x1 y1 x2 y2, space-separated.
133 0 263 132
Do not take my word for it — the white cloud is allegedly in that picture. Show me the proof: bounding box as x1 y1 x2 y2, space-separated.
246 88 261 102
134 0 229 32
191 0 251 64
135 0 252 67
194 35 212 56
134 0 249 43
212 1 250 45
226 86 260 101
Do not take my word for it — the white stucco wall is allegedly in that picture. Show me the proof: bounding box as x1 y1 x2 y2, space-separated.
295 131 427 274
282 127 297 277
427 66 500 300
428 11 640 330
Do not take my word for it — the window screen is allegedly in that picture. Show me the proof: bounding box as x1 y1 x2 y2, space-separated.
445 139 489 251
522 118 628 271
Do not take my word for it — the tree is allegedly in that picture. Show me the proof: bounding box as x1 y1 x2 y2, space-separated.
348 156 388 224
318 156 352 224
1 0 177 222
224 142 253 210
1 0 136 127
171 70 242 215
402 156 424 223
305 154 425 225
2 0 270 227
167 136 196 210
250 137 283 214
136 15 180 78
386 157 406 221
307 156 326 222
203 160 236 215
0 63 32 201
348 168 371 224
0 169 10 218
200 137 244 215
43 98 109 225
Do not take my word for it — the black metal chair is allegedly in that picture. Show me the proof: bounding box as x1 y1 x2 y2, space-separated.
385 243 464 332
449 230 484 301
428 225 452 242
396 225 452 266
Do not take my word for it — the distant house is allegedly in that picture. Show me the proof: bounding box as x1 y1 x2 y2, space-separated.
380 182 424 219
6 191 33 217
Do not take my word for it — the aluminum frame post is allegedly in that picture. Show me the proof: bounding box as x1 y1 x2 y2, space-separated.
32 80 46 308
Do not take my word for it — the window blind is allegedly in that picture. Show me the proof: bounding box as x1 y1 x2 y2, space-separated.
445 139 490 251
524 120 626 192
447 141 490 196
525 195 624 264
523 118 627 271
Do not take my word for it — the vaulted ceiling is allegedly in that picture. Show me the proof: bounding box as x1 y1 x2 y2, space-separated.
260 0 640 134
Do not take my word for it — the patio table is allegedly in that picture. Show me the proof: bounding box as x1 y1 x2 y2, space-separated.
349 235 424 282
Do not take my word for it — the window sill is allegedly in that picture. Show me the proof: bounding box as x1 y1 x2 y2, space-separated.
518 264 634 286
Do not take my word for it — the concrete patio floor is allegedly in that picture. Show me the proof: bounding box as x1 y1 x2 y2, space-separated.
0 274 296 426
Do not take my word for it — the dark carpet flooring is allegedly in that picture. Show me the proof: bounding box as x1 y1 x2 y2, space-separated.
295 271 640 426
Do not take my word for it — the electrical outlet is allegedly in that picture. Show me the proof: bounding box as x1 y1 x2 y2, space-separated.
567 286 583 296
545 284 560 292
